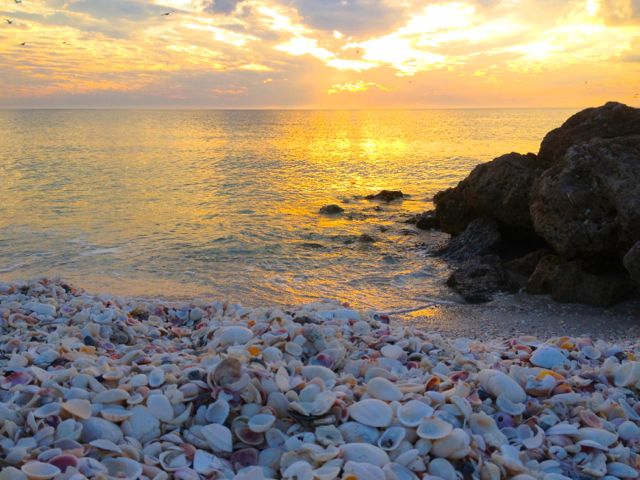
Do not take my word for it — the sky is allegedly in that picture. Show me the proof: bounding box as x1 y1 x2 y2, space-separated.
1 0 639 108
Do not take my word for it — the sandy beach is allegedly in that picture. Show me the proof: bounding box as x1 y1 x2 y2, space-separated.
1 278 639 479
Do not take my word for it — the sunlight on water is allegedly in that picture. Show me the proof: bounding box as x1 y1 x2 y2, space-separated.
0 109 574 310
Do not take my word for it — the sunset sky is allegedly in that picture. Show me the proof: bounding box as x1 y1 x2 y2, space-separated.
1 0 639 108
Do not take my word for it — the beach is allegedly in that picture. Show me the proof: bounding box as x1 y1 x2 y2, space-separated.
1 278 639 479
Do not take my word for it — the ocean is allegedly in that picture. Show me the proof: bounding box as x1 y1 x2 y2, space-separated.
0 108 575 311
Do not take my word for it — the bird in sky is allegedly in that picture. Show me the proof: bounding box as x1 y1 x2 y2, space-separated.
15 0 22 4
160 10 176 16
5 19 13 24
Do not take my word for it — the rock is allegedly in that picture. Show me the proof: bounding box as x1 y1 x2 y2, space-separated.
319 204 344 215
531 136 640 258
434 153 541 235
358 234 376 243
505 249 550 277
623 241 640 286
446 255 518 304
365 190 405 202
443 218 501 262
527 256 635 307
538 101 640 167
415 210 439 230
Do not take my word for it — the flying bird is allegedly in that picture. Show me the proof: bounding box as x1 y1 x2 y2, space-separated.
5 19 13 24
15 0 22 3
160 10 175 16
20 41 26 46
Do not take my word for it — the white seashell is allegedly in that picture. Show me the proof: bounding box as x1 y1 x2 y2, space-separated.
496 394 526 416
147 394 174 422
100 405 132 422
0 467 26 480
469 412 507 448
205 398 230 424
606 462 639 478
94 388 130 404
159 450 189 471
315 425 344 447
397 400 434 427
300 366 336 383
478 369 526 403
148 368 166 388
201 424 233 452
34 403 61 418
217 326 253 345
577 427 618 448
102 457 143 479
377 426 405 451
313 464 341 480
428 458 457 480
618 420 640 441
80 417 123 443
530 346 568 369
21 462 61 480
381 344 404 360
282 460 314 480
121 406 160 443
431 428 471 459
367 377 403 402
285 342 303 357
417 417 453 440
193 449 227 475
339 422 380 444
262 347 283 364
344 461 386 480
613 362 640 387
341 443 390 468
348 399 393 427
248 413 276 433
61 399 92 419
89 439 122 453
546 423 579 436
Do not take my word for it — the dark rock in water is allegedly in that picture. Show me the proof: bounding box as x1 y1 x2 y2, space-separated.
365 190 405 202
443 218 501 262
531 136 640 258
447 255 518 303
415 210 439 230
319 204 345 215
538 101 640 167
624 241 640 286
358 233 377 243
505 248 550 277
434 152 541 235
527 255 635 307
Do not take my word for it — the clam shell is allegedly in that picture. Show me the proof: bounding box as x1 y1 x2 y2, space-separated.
202 424 233 452
613 361 640 387
342 443 390 468
478 369 526 403
148 394 174 422
417 417 454 440
397 400 434 427
348 399 393 427
102 457 143 479
431 428 471 459
248 413 276 433
21 462 61 480
61 399 92 420
205 398 230 424
377 426 405 451
367 377 403 402
530 346 568 369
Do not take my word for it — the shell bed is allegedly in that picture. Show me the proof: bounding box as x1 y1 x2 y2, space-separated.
0 279 639 480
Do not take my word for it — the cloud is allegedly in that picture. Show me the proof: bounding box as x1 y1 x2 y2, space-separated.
327 80 394 94
598 0 640 24
201 0 245 14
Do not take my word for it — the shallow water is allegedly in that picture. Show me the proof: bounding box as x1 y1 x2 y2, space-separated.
0 109 575 310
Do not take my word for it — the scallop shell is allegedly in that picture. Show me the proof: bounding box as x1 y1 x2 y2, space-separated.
348 399 393 427
416 417 453 440
397 400 434 427
21 462 61 480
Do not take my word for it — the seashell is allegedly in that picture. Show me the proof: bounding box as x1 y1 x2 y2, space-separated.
546 423 579 436
348 399 393 427
210 358 243 388
148 394 174 422
377 426 405 451
102 457 143 479
217 326 253 345
313 464 342 480
56 418 83 441
579 409 603 428
469 412 507 448
285 341 303 357
230 448 259 469
342 443 390 468
428 458 457 480
48 454 79 473
34 403 61 418
397 400 433 427
205 398 230 424
0 467 26 480
367 377 403 402
530 346 568 369
417 417 453 440
100 405 132 422
301 366 336 384
193 449 227 475
478 369 526 403
496 394 525 416
344 461 386 480
201 424 233 452
81 417 123 443
90 439 122 453
159 450 189 471
148 367 166 388
61 399 92 419
618 420 640 441
21 462 61 480
431 428 471 459
283 461 314 480
248 413 276 433
315 425 344 446
606 462 639 478
577 427 618 448
121 406 161 443
613 362 640 387
381 344 404 360
339 422 380 444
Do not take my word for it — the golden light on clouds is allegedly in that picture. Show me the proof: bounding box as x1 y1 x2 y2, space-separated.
0 0 638 107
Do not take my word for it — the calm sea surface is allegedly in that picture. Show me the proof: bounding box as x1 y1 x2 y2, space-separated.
0 109 574 311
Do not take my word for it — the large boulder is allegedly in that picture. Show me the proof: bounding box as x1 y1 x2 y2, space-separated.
538 101 640 167
442 218 501 262
434 153 541 235
446 255 518 304
531 136 640 259
624 241 640 286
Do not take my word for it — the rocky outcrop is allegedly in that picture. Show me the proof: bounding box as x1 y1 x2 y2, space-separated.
415 210 439 230
427 102 640 306
531 136 640 258
538 101 640 167
446 255 518 304
434 153 540 235
365 190 405 202
319 204 344 215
